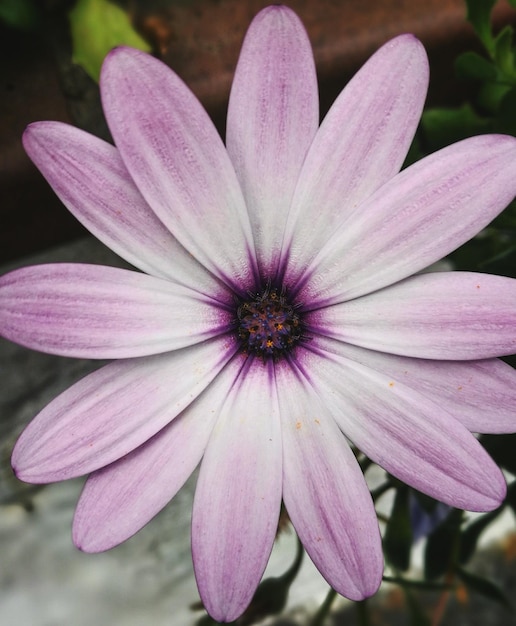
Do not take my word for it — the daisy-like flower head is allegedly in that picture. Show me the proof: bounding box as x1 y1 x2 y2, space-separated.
2 5 516 622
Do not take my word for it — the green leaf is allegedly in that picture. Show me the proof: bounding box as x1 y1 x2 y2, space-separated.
494 25 516 77
449 210 516 276
412 490 441 515
404 588 431 626
0 0 39 30
459 483 516 565
509 0 516 7
384 486 413 571
465 0 497 55
458 507 503 564
476 80 513 113
424 509 463 580
383 575 454 592
480 434 516 474
502 480 516 513
495 87 516 135
456 566 513 611
420 104 492 152
455 51 497 81
69 0 151 82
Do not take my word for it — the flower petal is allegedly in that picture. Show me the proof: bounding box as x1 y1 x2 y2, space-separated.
101 47 258 293
281 34 428 281
0 264 231 358
23 122 221 294
312 271 516 359
226 5 319 276
276 363 383 600
73 357 243 552
192 358 282 623
298 135 516 305
12 336 236 482
306 336 506 511
304 342 516 434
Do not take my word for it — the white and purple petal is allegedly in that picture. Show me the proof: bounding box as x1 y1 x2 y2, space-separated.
73 356 245 552
12 336 237 482
100 47 258 293
311 271 516 359
22 122 223 295
281 34 429 281
298 135 516 305
300 340 516 434
226 5 319 276
192 358 282 623
304 336 506 511
276 362 383 600
0 264 231 358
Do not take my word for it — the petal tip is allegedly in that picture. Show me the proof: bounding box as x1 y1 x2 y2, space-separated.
200 599 249 625
11 442 27 481
474 473 507 513
383 32 429 77
22 120 65 156
11 462 43 485
336 547 384 601
73 536 99 554
72 518 113 554
103 44 134 61
72 533 95 554
332 575 382 603
100 45 146 83
22 122 37 139
11 459 23 482
11 464 39 485
251 4 305 31
22 122 44 152
11 440 67 485
256 4 297 18
389 32 423 50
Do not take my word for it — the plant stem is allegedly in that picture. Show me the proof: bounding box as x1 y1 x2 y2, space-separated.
356 598 371 626
309 588 337 626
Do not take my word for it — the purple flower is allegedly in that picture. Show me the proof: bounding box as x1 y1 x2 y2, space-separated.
409 495 451 543
2 5 516 622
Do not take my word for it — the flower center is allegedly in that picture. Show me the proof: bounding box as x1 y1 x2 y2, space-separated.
236 286 303 360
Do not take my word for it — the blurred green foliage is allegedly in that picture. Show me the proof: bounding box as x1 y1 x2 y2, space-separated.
411 0 516 280
69 0 151 82
0 0 40 30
